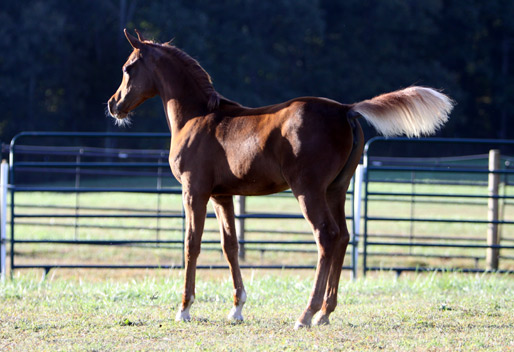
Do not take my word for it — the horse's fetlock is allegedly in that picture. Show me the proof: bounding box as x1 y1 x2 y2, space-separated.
181 294 195 309
322 297 338 314
309 301 323 313
234 288 247 306
307 293 324 312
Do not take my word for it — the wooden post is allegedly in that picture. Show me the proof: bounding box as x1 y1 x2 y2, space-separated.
235 195 246 260
486 149 500 270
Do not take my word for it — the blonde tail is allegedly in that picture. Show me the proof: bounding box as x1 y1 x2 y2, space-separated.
349 86 454 137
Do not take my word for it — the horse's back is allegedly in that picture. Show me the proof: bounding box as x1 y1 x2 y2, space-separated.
227 96 350 119
206 97 357 195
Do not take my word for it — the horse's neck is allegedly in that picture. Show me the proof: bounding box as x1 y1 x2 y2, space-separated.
163 99 196 133
157 76 209 135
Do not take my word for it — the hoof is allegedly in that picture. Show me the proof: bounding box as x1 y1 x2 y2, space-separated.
312 313 330 326
227 307 244 321
175 310 191 322
294 320 311 330
175 295 194 322
227 290 246 322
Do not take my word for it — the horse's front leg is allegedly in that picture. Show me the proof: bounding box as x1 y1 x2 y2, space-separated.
211 195 246 321
175 188 208 322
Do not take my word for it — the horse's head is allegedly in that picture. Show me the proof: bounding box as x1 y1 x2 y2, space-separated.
108 29 158 125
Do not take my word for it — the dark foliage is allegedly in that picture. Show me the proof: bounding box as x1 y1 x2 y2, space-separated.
1 0 513 143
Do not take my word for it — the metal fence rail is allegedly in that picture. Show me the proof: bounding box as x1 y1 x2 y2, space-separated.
3 132 357 277
361 137 514 275
2 133 514 278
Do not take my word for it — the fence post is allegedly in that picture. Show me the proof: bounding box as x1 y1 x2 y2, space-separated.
352 164 364 280
1 160 8 281
486 149 500 270
235 195 246 260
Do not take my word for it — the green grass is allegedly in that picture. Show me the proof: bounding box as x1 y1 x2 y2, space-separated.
1 271 513 351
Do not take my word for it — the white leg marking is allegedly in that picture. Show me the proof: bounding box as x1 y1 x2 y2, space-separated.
227 289 246 321
312 311 330 326
294 320 310 330
175 295 194 322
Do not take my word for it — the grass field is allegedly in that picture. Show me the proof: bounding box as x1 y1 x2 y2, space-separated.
1 270 513 351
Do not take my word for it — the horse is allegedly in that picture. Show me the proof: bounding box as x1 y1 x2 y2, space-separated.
108 29 453 329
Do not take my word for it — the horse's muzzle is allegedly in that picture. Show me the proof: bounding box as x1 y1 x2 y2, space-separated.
107 97 126 119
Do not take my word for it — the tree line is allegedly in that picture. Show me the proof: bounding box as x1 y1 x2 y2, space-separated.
1 0 513 144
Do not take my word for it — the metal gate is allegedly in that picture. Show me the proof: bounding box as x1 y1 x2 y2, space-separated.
3 133 514 278
2 132 358 277
361 137 514 275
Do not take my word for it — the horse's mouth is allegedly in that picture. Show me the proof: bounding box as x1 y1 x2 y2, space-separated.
111 112 132 127
112 111 128 119
106 104 132 127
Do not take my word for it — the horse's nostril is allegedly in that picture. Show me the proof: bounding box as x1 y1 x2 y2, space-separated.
108 99 117 116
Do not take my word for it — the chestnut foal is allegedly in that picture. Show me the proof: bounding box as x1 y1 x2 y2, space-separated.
108 30 453 329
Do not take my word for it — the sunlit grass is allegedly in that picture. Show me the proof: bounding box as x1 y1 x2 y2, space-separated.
1 271 513 351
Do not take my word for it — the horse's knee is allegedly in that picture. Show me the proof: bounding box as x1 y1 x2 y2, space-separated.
185 239 202 259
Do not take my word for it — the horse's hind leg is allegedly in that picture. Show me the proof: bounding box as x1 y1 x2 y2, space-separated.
293 189 340 329
312 118 363 326
175 189 208 322
211 195 246 321
312 187 350 326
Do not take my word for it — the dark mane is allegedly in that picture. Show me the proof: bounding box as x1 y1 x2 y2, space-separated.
147 41 240 111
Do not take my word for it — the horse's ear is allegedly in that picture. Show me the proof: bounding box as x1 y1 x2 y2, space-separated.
124 28 141 49
134 29 145 42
